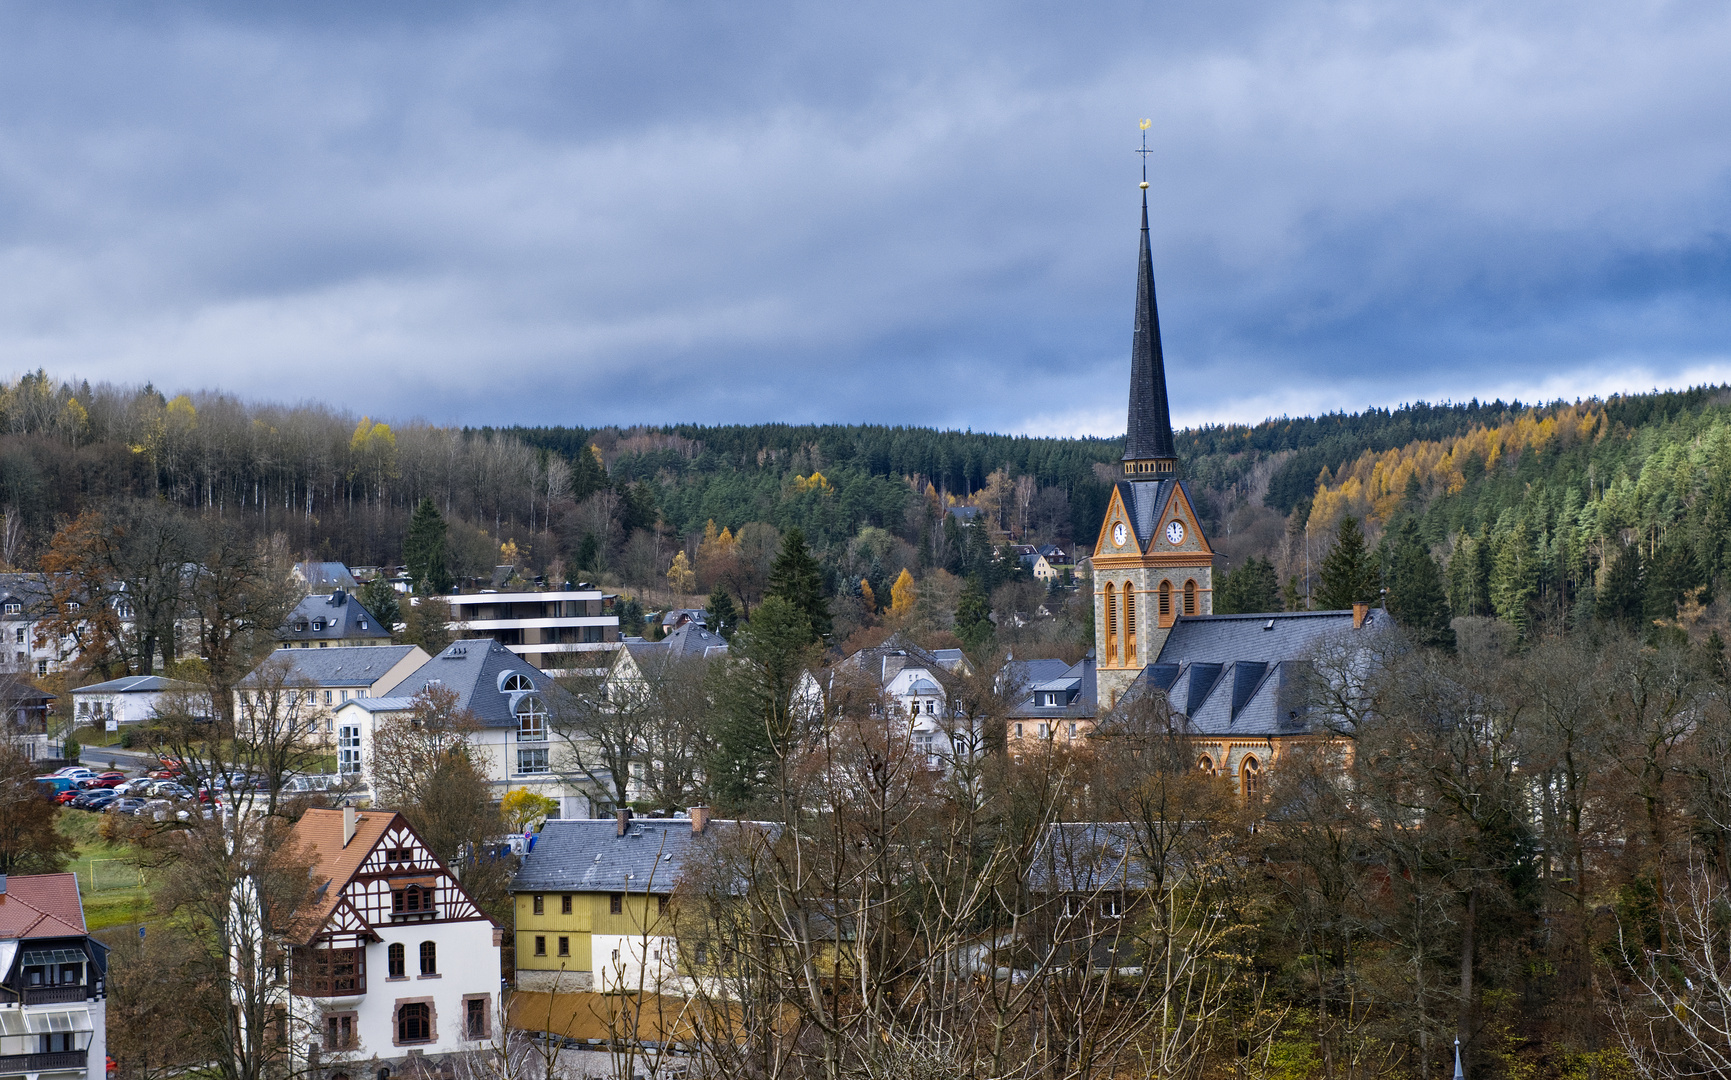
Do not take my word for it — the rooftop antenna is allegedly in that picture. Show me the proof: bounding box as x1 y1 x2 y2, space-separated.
1137 118 1153 189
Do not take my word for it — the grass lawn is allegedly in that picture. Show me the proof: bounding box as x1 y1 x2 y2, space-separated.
57 809 155 931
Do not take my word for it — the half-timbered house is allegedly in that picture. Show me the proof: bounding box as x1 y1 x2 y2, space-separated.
284 807 501 1072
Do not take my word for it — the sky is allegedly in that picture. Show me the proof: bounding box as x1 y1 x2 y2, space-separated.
0 1 1728 437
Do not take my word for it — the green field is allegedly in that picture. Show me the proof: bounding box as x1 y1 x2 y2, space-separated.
58 810 154 931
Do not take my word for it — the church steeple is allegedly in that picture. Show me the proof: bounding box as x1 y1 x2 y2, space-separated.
1122 186 1178 477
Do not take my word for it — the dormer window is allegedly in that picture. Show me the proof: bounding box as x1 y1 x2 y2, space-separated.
295 621 308 633
359 619 368 629
392 883 433 916
311 619 325 632
516 695 548 740
499 671 533 694
3 603 18 615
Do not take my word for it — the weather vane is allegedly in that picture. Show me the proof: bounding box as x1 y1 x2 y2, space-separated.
1137 118 1153 189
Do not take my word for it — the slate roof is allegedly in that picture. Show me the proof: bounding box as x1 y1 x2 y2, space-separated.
72 675 196 695
0 573 49 613
280 590 391 645
1157 610 1374 666
294 561 360 590
333 696 418 714
384 639 569 728
240 645 423 690
832 633 970 687
624 623 728 663
511 817 778 896
1124 609 1383 737
0 873 88 939
1006 654 1097 719
1026 823 1163 893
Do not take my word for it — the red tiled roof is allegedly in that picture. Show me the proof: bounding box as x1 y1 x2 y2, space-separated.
0 873 87 939
288 808 400 938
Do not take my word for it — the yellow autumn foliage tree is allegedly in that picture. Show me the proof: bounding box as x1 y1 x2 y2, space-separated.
889 568 918 621
1307 404 1604 529
667 550 696 594
860 579 877 612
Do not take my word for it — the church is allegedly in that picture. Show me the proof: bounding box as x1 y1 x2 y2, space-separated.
1088 183 1384 794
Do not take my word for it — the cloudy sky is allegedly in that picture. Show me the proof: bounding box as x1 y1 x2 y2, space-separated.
0 1 1727 436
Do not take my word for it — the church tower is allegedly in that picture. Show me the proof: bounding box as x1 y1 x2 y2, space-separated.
1093 183 1216 707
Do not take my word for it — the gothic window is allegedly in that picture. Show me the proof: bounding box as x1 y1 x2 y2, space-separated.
1241 756 1263 801
1184 579 1197 616
1158 581 1172 620
1123 585 1136 634
1104 584 1117 636
1198 755 1214 773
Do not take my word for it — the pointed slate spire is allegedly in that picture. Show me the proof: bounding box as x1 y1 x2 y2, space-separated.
1123 188 1178 476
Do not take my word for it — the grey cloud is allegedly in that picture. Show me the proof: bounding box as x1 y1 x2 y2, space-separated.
0 0 1725 433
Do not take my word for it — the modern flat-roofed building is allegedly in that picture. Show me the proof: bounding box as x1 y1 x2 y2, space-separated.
444 589 619 675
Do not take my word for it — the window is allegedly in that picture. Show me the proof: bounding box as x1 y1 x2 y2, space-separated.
392 884 432 916
1124 585 1136 634
1100 895 1123 918
1014 723 1022 738
1241 756 1263 801
533 894 544 915
322 690 333 705
926 701 935 715
466 996 488 1039
1198 755 1214 773
1069 723 1078 739
557 936 570 956
3 603 18 614
326 1014 355 1049
13 627 22 643
77 701 88 717
397 1001 431 1044
312 619 325 631
1104 583 1117 637
561 895 572 915
1038 723 1049 738
338 725 362 775
1159 580 1172 617
419 941 437 976
388 943 405 978
1184 579 1197 616
610 893 623 915
517 747 549 774
500 671 534 693
37 660 46 676
534 936 546 956
658 895 670 916
516 695 548 740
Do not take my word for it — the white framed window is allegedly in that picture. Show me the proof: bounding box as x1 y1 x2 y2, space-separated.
500 671 534 693
2 603 18 615
517 747 549 774
515 695 548 740
338 726 362 775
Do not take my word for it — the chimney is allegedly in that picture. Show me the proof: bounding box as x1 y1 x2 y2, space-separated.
1352 602 1370 630
343 805 357 847
689 806 710 834
615 808 633 836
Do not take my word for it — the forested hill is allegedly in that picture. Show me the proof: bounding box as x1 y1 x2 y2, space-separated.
2 371 1725 639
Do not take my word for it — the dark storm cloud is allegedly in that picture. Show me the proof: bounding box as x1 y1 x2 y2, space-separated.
0 0 1726 434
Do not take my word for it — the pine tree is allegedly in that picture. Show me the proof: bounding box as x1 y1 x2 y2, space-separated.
357 576 403 636
1490 517 1538 636
765 527 830 642
1317 516 1379 610
1386 517 1454 648
404 498 452 594
954 575 994 654
706 585 739 640
1597 543 1644 628
1215 556 1282 614
705 595 819 811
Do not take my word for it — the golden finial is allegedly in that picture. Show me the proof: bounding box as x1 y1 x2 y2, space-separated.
1136 119 1154 185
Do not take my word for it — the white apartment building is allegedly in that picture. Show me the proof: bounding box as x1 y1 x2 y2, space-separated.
442 589 619 675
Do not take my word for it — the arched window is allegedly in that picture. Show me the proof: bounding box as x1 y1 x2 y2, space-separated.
1197 755 1214 773
1123 586 1136 635
499 671 533 693
1240 756 1263 801
397 1001 431 1043
419 941 437 976
515 695 547 740
1103 584 1118 662
1158 581 1172 623
387 942 405 978
1184 579 1197 616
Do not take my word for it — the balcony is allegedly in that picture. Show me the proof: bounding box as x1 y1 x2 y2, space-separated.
0 1050 87 1071
20 985 89 1005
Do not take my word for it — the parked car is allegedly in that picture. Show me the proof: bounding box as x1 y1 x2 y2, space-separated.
104 797 149 815
74 792 118 812
52 789 82 805
111 780 154 797
151 783 194 801
50 767 96 779
86 772 128 789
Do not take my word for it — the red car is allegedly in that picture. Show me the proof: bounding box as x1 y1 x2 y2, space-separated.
52 789 81 805
76 772 128 790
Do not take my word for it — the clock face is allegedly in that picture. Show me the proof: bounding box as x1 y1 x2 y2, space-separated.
1165 520 1186 545
1111 522 1127 547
